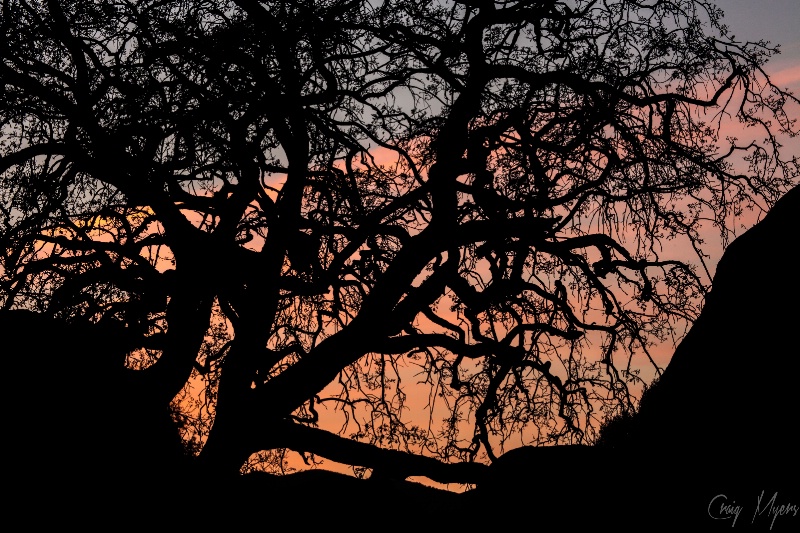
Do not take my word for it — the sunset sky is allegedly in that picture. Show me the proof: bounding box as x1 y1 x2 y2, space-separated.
653 0 800 276
3 0 797 518
12 0 797 482
268 1 800 482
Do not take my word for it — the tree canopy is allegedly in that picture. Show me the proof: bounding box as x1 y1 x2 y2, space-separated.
1 0 797 487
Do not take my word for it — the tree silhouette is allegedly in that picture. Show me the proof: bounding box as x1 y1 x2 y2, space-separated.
1 0 797 496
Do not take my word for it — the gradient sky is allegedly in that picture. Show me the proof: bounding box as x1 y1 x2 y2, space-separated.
683 0 800 259
625 0 800 377
259 0 800 480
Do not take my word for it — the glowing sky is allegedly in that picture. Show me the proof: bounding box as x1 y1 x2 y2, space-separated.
239 0 800 480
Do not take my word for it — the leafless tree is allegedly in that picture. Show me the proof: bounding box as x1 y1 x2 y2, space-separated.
1 0 797 486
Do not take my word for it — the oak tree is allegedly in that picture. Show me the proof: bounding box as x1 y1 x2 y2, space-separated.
1 0 797 493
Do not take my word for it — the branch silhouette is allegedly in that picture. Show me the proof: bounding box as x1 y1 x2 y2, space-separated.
1 0 798 525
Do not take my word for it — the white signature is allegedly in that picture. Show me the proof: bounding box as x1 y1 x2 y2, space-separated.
708 491 798 530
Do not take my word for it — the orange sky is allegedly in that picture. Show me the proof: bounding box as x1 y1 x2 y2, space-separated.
175 1 800 485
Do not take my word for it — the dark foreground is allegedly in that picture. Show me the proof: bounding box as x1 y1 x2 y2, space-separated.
8 187 799 530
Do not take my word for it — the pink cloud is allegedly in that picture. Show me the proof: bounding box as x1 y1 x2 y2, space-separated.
770 64 800 89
